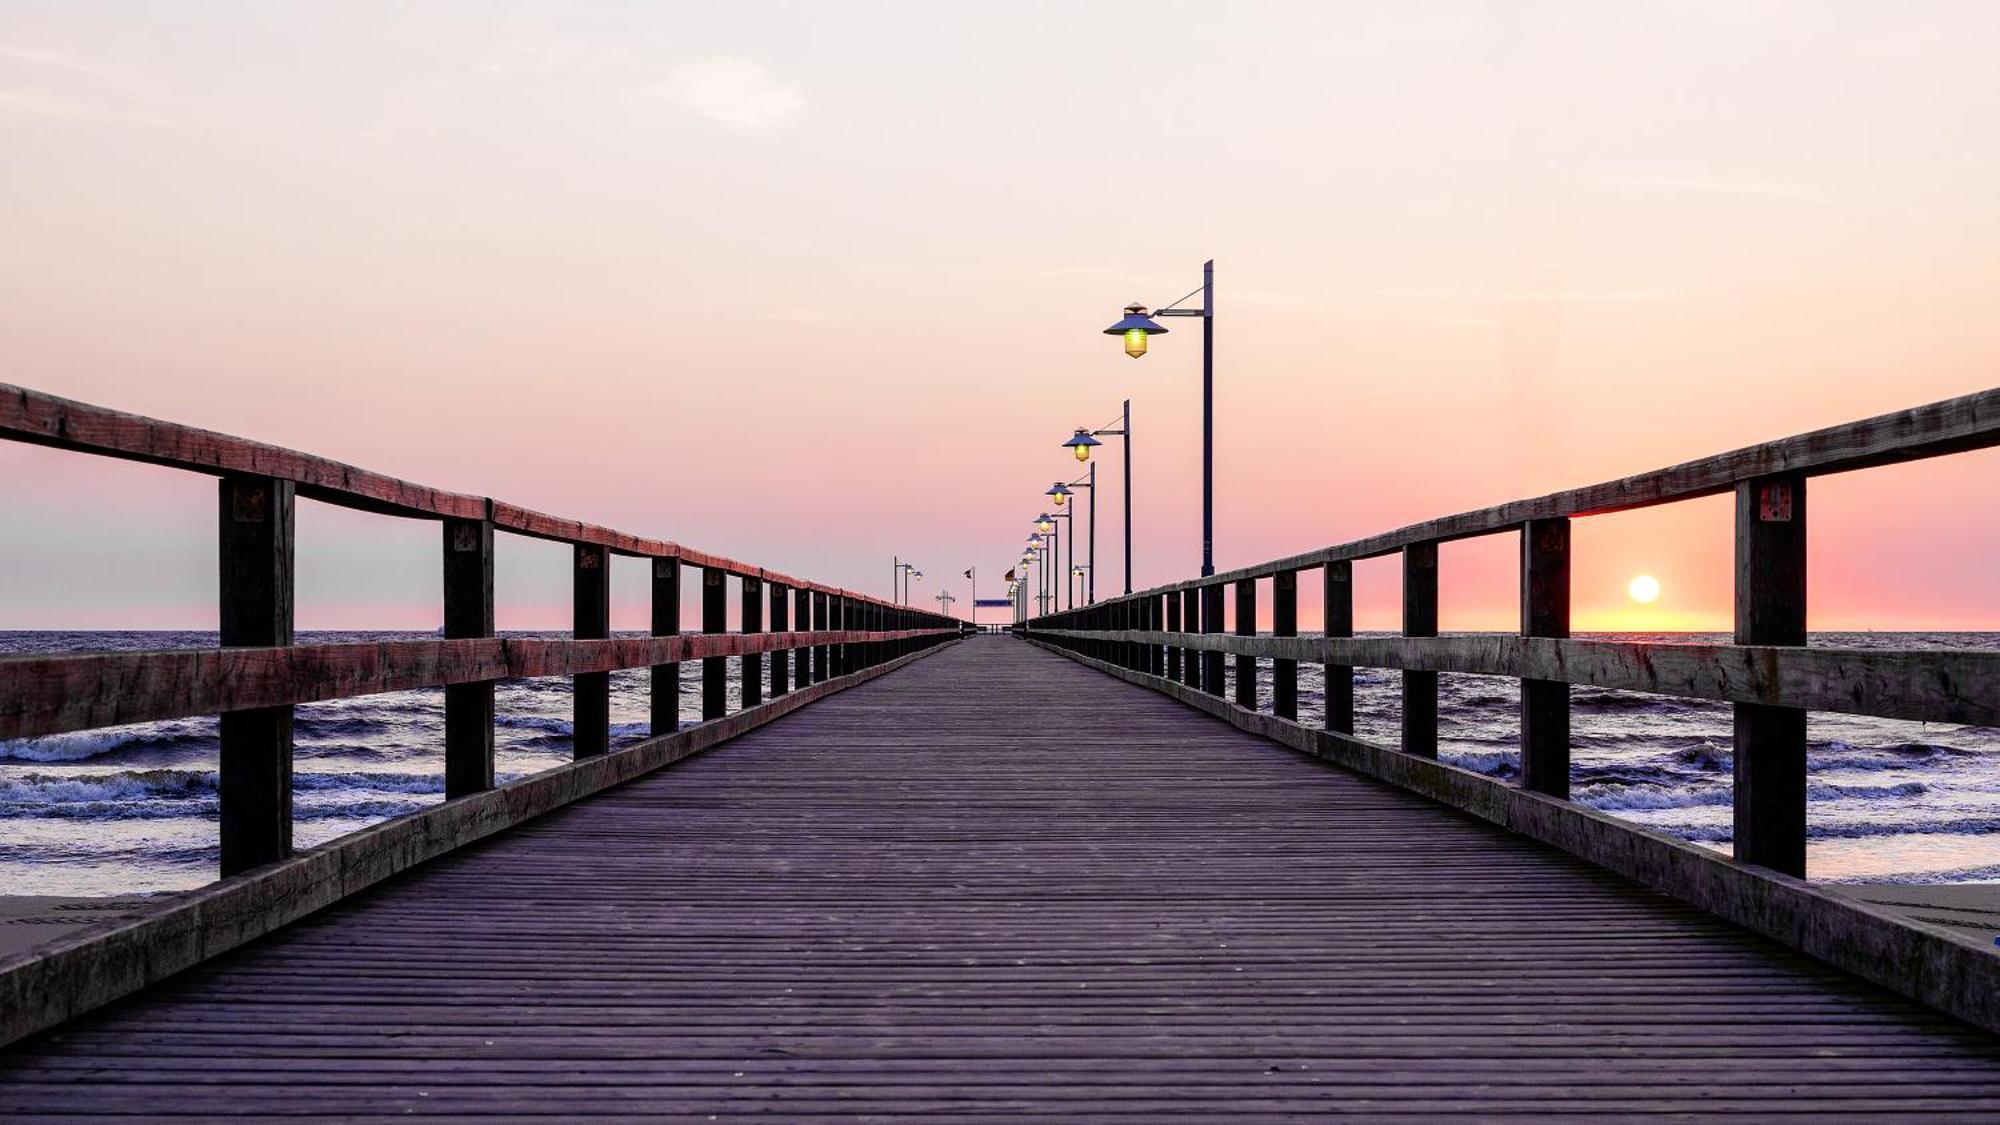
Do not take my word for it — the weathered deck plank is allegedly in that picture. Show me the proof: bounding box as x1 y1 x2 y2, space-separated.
4 635 1998 1118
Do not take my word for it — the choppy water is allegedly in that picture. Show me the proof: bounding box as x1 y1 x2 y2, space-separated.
3 631 1998 895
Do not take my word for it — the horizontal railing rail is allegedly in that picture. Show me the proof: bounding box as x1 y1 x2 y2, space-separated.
1028 631 2000 727
0 383 964 879
0 630 946 740
1024 386 2000 879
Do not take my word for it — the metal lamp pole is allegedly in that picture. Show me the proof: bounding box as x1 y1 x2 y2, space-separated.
1104 260 1212 576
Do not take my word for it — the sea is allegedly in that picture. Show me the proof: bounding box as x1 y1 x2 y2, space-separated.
3 630 1998 897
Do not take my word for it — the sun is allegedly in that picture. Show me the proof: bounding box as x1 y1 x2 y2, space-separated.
1627 574 1662 604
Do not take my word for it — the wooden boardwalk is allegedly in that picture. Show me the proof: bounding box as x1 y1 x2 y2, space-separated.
6 636 2000 1119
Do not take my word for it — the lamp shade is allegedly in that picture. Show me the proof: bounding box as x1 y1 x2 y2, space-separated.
1104 304 1167 359
1063 428 1101 462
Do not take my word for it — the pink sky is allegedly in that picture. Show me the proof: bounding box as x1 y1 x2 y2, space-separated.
2 2 1997 631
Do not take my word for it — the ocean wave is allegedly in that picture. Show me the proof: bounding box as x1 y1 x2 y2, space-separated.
0 719 215 763
1580 780 1928 813
495 715 650 739
1809 740 1978 771
0 768 452 819
1441 750 1518 778
1572 695 1727 716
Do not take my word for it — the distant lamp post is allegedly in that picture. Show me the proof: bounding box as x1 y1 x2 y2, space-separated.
1041 505 1074 610
1102 260 1214 576
1060 402 1131 597
1035 513 1055 534
892 559 923 605
1106 303 1169 359
1047 481 1071 508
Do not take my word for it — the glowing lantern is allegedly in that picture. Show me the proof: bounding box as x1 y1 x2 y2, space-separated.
1103 303 1168 359
1063 428 1101 462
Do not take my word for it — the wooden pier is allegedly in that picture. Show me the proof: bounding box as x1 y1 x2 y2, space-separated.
5 637 2000 1117
3 384 2000 1115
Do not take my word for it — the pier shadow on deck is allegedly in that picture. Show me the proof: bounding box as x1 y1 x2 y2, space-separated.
4 634 1999 1119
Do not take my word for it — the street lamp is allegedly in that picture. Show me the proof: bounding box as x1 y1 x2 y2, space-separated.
1106 303 1168 359
1063 428 1100 462
1103 260 1214 576
1046 481 1071 508
1061 400 1132 594
1070 564 1088 608
1040 506 1074 610
892 559 922 605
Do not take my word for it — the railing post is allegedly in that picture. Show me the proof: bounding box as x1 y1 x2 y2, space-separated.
442 516 495 797
1166 591 1183 681
1201 583 1225 696
814 591 829 681
651 557 681 736
1520 518 1571 797
1402 542 1438 757
741 575 764 708
1324 561 1354 734
769 582 788 697
1182 588 1201 689
702 569 728 720
1148 594 1165 676
572 543 610 758
793 585 811 686
1273 569 1298 720
218 474 295 876
1234 578 1257 710
1735 473 1808 876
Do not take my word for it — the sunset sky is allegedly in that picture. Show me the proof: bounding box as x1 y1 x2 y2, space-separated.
2 1 1996 632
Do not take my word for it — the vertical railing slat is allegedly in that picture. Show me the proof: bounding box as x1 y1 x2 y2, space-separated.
1323 561 1354 735
1734 473 1809 876
741 576 764 708
1520 519 1571 797
702 569 728 720
651 557 681 737
1401 542 1438 757
1234 579 1257 710
1201 583 1225 696
217 475 296 877
442 516 495 797
572 544 610 758
1273 569 1298 721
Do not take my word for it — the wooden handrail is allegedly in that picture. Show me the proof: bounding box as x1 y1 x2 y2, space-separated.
1028 630 2000 727
1121 386 2000 597
1 382 965 877
1 383 902 601
0 630 952 740
1024 385 2000 879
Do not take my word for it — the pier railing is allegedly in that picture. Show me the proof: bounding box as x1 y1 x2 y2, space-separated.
1023 387 1999 879
0 384 963 878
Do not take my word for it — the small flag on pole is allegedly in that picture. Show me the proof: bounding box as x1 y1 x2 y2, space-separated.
964 569 973 579
1004 568 1016 582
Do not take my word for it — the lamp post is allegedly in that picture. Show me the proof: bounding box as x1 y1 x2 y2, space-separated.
1033 541 1049 617
1038 507 1074 610
1104 260 1214 577
1070 565 1088 608
1033 508 1062 613
1048 470 1096 604
1062 399 1130 594
935 590 957 618
892 559 922 605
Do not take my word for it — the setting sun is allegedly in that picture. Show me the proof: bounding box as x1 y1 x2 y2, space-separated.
1628 575 1663 604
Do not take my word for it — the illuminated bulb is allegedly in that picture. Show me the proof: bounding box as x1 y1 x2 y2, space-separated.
1123 328 1148 359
